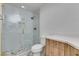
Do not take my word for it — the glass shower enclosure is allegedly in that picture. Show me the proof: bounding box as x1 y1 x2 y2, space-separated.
2 4 39 55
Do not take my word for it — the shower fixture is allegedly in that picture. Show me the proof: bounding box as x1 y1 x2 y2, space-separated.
31 16 34 20
33 27 37 30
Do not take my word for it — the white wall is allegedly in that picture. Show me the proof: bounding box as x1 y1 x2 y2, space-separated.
40 4 79 38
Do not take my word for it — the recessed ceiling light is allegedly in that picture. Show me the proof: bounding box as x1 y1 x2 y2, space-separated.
21 5 25 8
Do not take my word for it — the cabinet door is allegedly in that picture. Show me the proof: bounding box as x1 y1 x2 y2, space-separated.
70 47 79 56
58 42 64 56
70 46 75 56
45 39 51 56
64 44 71 56
50 39 54 56
45 39 65 56
53 40 59 56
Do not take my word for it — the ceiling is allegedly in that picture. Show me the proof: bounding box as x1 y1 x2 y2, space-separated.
9 3 45 13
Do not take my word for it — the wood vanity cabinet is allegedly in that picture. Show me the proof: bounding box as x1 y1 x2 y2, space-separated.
43 39 79 56
70 46 79 56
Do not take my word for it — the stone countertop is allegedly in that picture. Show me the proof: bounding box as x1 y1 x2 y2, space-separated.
41 35 79 49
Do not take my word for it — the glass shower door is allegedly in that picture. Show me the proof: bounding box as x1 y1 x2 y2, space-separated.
19 10 33 49
2 4 34 53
